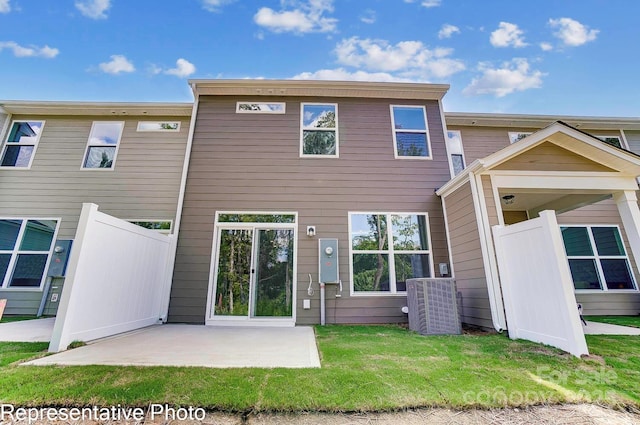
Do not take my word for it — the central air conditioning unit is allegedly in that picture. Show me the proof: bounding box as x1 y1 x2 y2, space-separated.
406 278 461 335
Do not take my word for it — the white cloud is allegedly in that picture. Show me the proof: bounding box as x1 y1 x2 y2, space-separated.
293 68 413 83
165 58 196 78
0 0 10 13
438 24 460 39
404 0 442 7
254 0 337 34
99 55 135 74
463 58 545 97
360 9 376 24
334 37 465 79
549 17 598 46
0 41 59 58
201 0 235 12
540 42 553 51
490 22 527 48
75 0 111 19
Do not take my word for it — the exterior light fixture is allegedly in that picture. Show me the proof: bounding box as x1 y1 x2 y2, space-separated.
502 194 515 205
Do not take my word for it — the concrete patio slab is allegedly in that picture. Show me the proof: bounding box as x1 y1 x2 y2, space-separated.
0 317 55 342
24 324 321 368
583 321 640 335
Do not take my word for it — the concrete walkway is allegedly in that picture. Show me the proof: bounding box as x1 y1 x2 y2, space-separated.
0 317 55 342
24 324 321 368
583 320 640 335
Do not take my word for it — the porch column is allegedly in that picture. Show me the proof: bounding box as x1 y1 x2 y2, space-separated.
614 190 640 274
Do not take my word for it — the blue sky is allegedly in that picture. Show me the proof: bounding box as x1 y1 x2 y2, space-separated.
1 0 638 116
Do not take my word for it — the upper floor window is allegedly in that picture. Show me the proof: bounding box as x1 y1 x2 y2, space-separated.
300 103 338 157
0 121 45 169
391 106 431 159
137 121 180 132
561 225 636 291
82 121 124 169
0 218 59 289
349 213 432 294
237 102 286 114
446 130 466 177
508 132 532 144
595 135 622 149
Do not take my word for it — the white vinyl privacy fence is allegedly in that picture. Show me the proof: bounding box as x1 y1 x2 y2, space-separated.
49 203 174 352
492 210 588 357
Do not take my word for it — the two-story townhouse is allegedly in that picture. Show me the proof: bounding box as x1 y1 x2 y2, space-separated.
0 101 192 316
168 80 455 326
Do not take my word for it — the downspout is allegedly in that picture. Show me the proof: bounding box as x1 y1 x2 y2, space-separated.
159 91 200 322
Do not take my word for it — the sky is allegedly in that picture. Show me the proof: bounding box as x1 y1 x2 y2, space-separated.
0 0 639 117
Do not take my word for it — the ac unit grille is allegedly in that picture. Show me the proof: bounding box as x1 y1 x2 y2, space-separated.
406 278 461 335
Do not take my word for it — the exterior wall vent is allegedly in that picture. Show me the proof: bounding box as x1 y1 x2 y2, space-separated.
406 278 461 335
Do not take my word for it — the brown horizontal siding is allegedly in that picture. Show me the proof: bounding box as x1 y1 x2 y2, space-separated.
170 96 451 324
443 181 493 329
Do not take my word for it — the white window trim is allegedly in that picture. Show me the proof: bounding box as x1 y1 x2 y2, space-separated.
300 102 339 158
445 130 466 178
0 217 60 291
136 121 181 132
236 102 286 114
594 134 625 149
508 131 532 144
390 105 432 160
348 212 434 296
81 121 124 171
561 224 638 292
126 219 174 234
0 120 46 170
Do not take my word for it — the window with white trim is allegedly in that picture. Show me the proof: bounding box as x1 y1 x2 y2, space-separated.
391 105 431 158
561 225 637 291
446 130 465 177
508 132 532 144
0 121 45 168
137 121 180 132
237 102 286 114
300 103 338 157
595 135 622 149
0 219 59 289
350 213 432 294
82 121 124 169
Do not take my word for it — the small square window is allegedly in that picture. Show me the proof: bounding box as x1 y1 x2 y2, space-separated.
237 102 286 114
82 122 124 169
300 103 338 157
0 121 45 168
508 132 532 144
595 135 622 149
391 106 430 159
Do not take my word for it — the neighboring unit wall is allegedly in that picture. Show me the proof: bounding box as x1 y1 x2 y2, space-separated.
626 130 640 154
170 96 451 324
442 181 493 328
0 114 190 315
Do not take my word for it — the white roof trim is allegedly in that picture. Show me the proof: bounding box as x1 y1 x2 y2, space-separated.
437 122 640 197
0 101 193 116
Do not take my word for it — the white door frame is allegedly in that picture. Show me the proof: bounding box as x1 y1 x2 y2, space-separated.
206 218 297 327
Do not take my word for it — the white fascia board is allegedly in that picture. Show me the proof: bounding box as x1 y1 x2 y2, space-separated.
436 160 484 197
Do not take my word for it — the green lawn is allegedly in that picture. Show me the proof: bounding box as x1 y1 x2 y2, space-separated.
0 325 638 411
0 315 39 323
585 315 640 328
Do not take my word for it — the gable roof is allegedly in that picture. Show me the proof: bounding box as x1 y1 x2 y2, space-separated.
437 121 640 196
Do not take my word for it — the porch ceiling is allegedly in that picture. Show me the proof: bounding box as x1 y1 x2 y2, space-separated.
497 189 611 215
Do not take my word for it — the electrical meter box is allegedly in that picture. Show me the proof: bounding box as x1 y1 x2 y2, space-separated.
47 239 73 277
319 238 339 283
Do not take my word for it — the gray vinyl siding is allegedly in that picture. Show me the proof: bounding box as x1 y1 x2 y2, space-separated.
170 96 451 324
0 115 190 315
626 130 640 155
443 181 493 328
